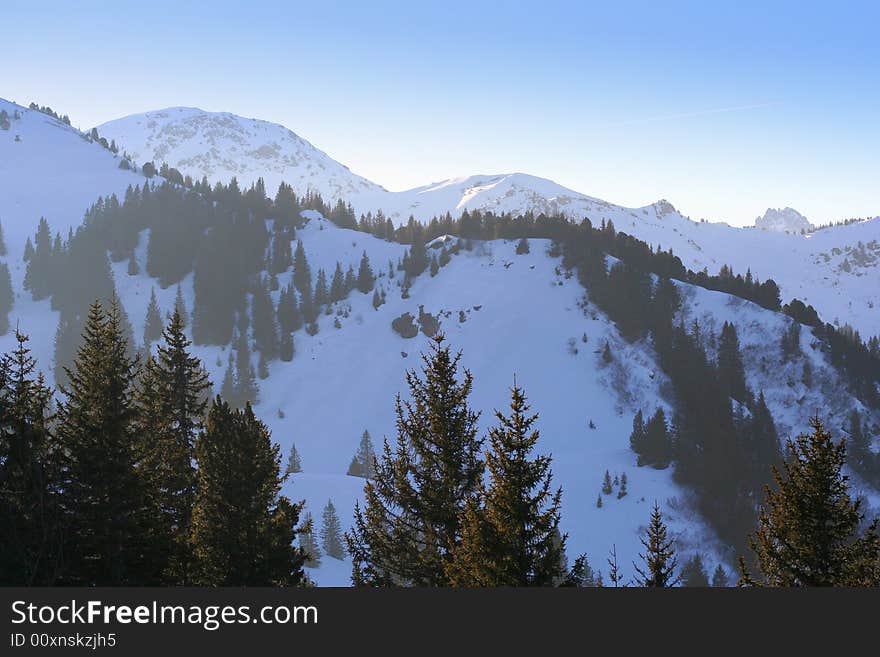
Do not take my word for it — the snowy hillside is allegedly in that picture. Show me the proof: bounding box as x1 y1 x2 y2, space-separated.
97 106 880 340
0 98 147 255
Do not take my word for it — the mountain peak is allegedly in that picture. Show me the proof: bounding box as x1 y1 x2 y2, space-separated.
755 207 813 233
96 107 385 199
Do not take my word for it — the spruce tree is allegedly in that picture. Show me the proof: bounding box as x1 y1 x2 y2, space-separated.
293 240 311 296
607 544 623 587
0 219 6 257
330 262 346 302
314 268 329 308
286 443 302 475
251 278 279 360
56 299 154 585
357 251 375 293
346 334 483 586
173 285 188 328
561 554 596 587
24 217 53 300
711 564 729 587
0 331 63 585
347 430 376 478
143 288 164 344
717 321 748 403
681 553 710 587
135 310 210 583
321 499 346 560
602 470 613 495
280 331 294 362
191 399 307 586
740 416 880 586
448 380 565 586
300 512 321 567
633 503 679 587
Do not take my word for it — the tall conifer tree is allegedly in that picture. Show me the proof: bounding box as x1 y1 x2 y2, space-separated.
346 334 483 586
56 299 154 585
191 399 306 586
448 380 564 586
740 416 880 586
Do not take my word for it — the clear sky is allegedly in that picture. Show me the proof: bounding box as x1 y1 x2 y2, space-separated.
3 0 878 226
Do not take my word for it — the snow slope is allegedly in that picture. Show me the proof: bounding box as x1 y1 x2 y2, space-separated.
0 98 148 255
98 107 880 340
112 215 730 585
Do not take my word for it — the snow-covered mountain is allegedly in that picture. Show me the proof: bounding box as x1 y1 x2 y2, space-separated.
96 107 385 202
754 207 813 233
98 107 880 340
2 97 878 585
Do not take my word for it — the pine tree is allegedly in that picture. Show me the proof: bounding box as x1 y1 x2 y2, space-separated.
279 331 294 362
596 495 602 508
173 285 188 328
602 341 613 363
681 553 710 587
24 217 53 300
56 299 155 585
143 288 163 344
561 554 596 587
347 430 376 478
516 237 530 255
220 354 237 407
191 399 307 586
633 503 679 587
607 544 623 587
135 309 210 583
300 512 321 567
448 380 564 586
251 278 278 360
740 416 880 586
321 499 346 560
711 564 729 587
286 443 302 475
717 321 749 404
346 334 483 586
602 470 613 495
293 240 311 297
314 268 329 308
0 331 63 585
330 262 346 302
357 251 375 293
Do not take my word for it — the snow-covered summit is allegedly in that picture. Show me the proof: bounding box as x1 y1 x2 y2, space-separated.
97 107 385 201
754 207 813 233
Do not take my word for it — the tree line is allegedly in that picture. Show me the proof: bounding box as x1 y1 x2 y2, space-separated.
1 324 878 586
0 301 306 586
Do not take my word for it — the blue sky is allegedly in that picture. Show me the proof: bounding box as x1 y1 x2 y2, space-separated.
3 1 878 226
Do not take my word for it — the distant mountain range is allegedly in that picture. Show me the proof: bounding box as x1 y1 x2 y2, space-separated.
1 97 878 585
96 106 880 339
